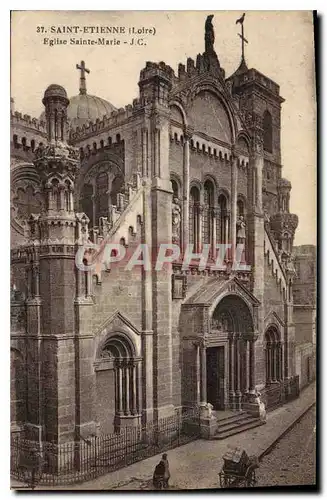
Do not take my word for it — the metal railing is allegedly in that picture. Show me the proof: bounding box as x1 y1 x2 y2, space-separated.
11 407 200 486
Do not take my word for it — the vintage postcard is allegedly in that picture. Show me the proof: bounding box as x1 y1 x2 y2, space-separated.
10 10 316 490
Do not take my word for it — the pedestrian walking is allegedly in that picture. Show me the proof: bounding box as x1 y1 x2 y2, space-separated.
162 453 170 489
153 460 165 490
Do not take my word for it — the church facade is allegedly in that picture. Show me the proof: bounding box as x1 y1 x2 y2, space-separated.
11 15 301 447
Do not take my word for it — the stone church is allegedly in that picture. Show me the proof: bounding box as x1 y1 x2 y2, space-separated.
11 15 301 447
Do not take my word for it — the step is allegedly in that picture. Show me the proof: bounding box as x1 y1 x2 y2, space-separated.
216 411 247 424
217 412 254 427
213 419 266 440
217 415 259 433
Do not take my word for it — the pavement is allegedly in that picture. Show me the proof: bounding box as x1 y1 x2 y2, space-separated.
11 381 316 491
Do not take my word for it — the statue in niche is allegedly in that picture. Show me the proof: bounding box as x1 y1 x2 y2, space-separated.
172 198 181 244
236 215 246 244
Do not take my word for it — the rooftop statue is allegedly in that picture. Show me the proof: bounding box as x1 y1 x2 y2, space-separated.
205 14 215 53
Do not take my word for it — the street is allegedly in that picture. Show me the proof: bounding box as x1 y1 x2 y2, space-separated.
10 384 316 491
256 405 316 487
116 405 317 490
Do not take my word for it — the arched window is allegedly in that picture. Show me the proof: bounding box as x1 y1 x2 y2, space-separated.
171 179 179 199
237 199 245 218
95 334 140 433
110 176 124 206
263 111 273 153
96 172 108 221
51 178 61 211
203 180 214 253
81 183 93 225
31 139 35 152
265 327 282 384
218 194 228 246
64 180 72 211
189 186 200 252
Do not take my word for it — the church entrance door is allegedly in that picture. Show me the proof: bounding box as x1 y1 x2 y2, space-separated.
206 346 225 410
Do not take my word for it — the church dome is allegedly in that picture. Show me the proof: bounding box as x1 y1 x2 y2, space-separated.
67 93 116 129
40 62 116 129
43 84 68 100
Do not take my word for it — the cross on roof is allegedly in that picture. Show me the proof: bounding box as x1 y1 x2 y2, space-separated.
76 60 90 95
236 13 248 64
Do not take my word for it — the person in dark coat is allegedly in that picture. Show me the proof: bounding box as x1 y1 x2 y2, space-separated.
153 460 165 489
162 453 170 489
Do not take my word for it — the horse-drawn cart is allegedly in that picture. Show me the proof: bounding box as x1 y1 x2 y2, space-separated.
219 446 259 488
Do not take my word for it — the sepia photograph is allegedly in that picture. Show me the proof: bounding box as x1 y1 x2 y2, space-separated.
9 10 317 491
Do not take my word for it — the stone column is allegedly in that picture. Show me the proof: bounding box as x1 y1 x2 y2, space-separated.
56 110 62 141
267 343 271 384
125 362 130 415
153 128 160 177
235 335 242 409
131 362 137 415
272 345 277 382
141 127 148 177
91 178 97 228
197 205 203 252
200 345 207 403
280 342 284 380
32 265 40 297
195 343 201 404
49 112 55 141
276 343 280 381
211 208 217 260
244 339 249 393
117 362 123 415
230 150 238 260
225 212 230 259
136 361 142 414
183 129 192 251
229 334 235 404
249 339 256 393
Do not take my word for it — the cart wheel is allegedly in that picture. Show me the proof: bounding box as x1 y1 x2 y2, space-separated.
219 473 228 488
246 469 256 487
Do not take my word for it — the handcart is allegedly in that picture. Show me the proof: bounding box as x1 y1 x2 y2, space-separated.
219 446 259 488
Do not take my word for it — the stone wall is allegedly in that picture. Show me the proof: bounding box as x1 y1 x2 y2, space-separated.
263 259 284 322
295 342 316 389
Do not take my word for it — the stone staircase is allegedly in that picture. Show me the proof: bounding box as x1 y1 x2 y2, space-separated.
212 411 266 440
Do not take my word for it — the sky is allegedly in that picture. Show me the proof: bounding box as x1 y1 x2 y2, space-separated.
10 10 316 245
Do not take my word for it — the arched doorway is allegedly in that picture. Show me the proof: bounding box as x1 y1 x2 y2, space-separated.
95 333 140 433
208 295 255 411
